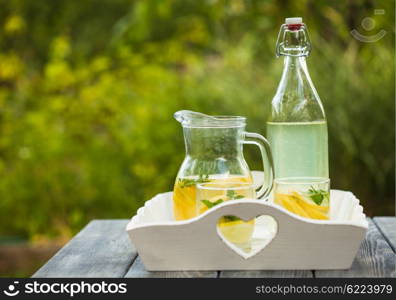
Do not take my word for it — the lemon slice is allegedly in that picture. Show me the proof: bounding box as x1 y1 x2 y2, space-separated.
218 220 254 244
276 193 310 218
275 192 329 220
291 191 329 213
173 184 197 220
299 204 329 220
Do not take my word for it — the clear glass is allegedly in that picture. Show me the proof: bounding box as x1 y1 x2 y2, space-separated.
274 177 330 220
173 110 273 221
196 182 256 251
267 21 329 180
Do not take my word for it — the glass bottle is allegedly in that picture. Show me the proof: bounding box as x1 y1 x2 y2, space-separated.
267 18 330 219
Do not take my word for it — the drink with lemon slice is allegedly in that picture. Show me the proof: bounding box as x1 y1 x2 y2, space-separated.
173 175 252 220
196 181 256 251
274 177 330 220
173 175 255 251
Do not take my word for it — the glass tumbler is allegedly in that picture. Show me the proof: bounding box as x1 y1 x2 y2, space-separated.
196 182 256 251
273 177 330 220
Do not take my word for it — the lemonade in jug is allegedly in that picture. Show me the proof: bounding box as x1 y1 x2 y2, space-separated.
173 110 274 249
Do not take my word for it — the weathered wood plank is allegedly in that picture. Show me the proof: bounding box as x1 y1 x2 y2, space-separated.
33 220 136 278
315 219 396 277
220 270 313 278
374 217 396 252
124 256 217 278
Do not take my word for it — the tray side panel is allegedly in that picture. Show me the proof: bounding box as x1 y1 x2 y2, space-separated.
128 201 367 271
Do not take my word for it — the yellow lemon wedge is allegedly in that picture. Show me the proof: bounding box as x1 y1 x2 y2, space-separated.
275 192 329 220
173 184 197 220
300 205 329 220
291 191 329 213
290 191 329 220
218 219 254 244
275 193 310 218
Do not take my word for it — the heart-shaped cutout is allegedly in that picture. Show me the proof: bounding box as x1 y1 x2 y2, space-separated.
216 215 278 259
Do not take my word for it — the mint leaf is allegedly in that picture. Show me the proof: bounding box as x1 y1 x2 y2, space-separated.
212 199 224 206
178 175 210 188
201 199 223 209
307 186 329 206
197 173 210 184
223 215 240 222
310 193 324 205
226 190 236 199
226 190 245 200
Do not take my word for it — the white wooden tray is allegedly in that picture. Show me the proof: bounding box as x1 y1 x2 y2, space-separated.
126 190 368 271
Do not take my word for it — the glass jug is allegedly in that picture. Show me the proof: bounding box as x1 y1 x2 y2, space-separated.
173 110 274 221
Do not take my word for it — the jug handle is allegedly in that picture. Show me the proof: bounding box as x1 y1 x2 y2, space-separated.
243 132 274 199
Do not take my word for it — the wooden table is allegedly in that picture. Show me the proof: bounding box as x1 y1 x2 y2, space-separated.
33 217 396 278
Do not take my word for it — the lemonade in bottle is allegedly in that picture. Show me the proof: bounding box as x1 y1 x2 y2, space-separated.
267 18 330 219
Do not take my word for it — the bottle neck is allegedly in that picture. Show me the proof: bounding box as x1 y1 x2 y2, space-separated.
279 55 311 93
282 55 307 77
270 55 326 122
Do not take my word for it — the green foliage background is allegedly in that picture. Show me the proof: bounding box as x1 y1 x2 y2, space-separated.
0 0 394 240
